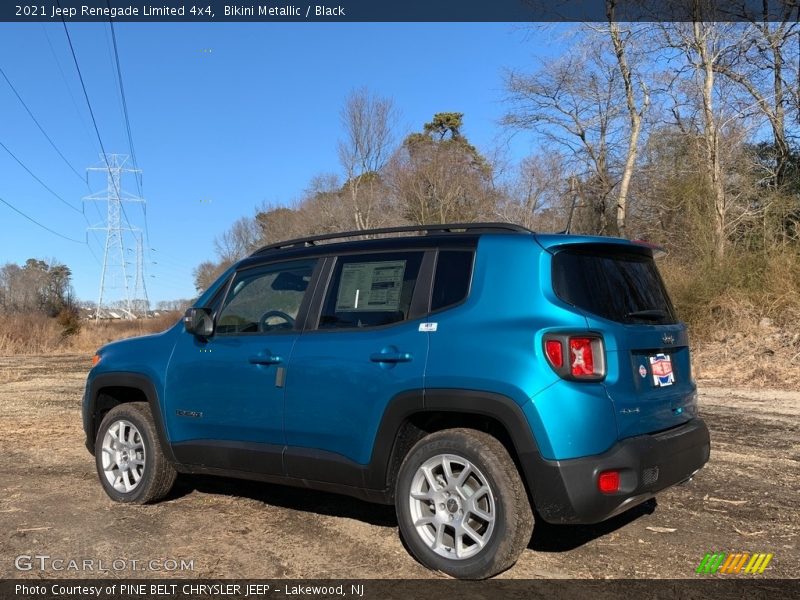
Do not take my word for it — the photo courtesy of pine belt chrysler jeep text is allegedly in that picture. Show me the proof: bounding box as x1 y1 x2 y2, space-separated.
82 223 710 579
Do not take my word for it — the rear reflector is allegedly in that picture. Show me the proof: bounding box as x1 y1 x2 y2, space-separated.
598 470 620 494
545 340 563 369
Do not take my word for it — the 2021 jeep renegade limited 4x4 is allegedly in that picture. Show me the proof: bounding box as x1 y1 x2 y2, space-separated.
82 223 710 579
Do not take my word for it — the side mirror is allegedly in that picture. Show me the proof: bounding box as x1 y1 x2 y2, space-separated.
183 307 214 337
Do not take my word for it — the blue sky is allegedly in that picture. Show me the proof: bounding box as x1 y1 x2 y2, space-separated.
0 22 564 303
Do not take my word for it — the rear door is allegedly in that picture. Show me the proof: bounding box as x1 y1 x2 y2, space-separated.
550 244 696 439
283 250 432 484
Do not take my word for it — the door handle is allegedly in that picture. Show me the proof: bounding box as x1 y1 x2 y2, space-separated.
370 352 412 364
248 353 282 366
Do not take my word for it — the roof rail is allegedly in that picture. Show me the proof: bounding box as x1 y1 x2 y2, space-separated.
251 222 533 255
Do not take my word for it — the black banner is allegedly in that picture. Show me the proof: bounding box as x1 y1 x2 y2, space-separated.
2 0 799 22
2 579 799 600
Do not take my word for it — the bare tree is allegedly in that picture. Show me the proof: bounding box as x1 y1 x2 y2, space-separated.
497 153 566 230
713 10 798 190
0 259 75 315
387 113 497 225
338 88 398 230
213 216 262 263
192 261 228 293
255 203 309 245
605 2 651 238
504 38 624 235
657 19 744 261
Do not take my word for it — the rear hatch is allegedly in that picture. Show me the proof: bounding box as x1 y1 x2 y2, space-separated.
546 239 696 440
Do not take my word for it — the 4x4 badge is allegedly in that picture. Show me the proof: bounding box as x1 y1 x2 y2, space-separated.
662 333 675 345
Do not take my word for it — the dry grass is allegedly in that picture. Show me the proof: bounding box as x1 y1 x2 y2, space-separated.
660 249 800 387
0 313 180 356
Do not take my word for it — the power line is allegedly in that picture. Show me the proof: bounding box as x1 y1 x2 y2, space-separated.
0 139 82 213
41 24 107 226
0 65 89 186
85 234 103 266
1 26 118 269
0 195 84 244
40 23 96 155
107 15 152 253
107 18 141 195
0 104 107 265
0 139 105 265
56 2 135 232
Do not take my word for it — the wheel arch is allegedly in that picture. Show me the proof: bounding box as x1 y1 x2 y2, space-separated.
86 372 176 463
367 389 545 506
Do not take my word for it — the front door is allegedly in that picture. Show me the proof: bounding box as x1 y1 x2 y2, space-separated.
164 258 318 474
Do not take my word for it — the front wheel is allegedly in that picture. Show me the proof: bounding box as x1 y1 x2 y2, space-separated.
395 428 534 579
94 402 177 504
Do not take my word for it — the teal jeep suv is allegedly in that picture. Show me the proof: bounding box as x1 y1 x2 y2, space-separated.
82 222 710 579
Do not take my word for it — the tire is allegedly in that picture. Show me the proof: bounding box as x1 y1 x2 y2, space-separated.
94 402 177 504
395 428 534 579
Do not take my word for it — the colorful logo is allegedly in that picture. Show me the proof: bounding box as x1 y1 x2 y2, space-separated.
696 552 774 575
649 353 674 387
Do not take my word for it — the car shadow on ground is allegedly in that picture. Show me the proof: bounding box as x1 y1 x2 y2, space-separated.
168 474 398 527
528 499 657 552
168 474 656 552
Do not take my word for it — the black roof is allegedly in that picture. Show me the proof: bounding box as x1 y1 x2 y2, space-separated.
251 222 532 256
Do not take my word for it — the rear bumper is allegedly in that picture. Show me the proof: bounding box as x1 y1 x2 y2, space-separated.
525 417 710 524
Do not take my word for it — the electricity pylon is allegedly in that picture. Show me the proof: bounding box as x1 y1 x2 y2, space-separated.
132 231 150 315
84 154 146 320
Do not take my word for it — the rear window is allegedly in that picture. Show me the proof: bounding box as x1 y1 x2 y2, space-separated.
552 247 678 325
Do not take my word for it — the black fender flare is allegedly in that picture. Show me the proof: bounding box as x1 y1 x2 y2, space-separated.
364 388 562 511
85 372 177 463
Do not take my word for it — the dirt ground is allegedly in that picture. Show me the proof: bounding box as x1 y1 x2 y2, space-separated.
1 354 797 580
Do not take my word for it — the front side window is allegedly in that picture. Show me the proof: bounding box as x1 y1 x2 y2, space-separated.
216 260 316 334
319 252 423 329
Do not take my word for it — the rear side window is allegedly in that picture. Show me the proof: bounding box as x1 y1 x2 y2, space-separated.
552 248 678 324
432 250 474 311
319 251 423 329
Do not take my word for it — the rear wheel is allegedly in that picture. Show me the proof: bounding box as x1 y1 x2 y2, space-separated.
395 428 533 579
94 402 176 504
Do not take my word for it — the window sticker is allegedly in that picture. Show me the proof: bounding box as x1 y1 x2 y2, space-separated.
336 260 406 312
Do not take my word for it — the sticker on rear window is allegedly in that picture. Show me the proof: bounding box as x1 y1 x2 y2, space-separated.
639 364 647 378
649 354 674 387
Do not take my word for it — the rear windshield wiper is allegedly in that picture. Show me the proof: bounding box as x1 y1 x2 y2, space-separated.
625 309 668 320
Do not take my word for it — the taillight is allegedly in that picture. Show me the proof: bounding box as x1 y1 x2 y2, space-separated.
569 337 595 377
543 333 605 381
